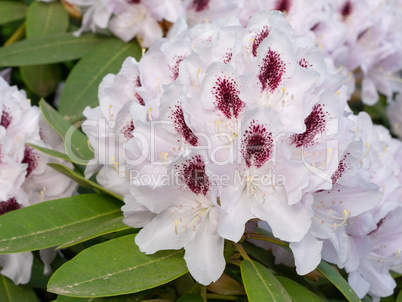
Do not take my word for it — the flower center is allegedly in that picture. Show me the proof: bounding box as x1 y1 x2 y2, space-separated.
258 48 286 93
176 155 210 195
212 76 245 119
0 197 21 216
22 145 39 178
242 120 274 168
252 26 269 57
290 104 327 148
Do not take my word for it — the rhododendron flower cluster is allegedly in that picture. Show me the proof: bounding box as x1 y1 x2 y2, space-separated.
0 77 77 285
58 0 402 107
82 11 402 299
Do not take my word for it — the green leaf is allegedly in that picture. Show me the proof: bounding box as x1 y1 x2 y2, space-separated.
25 1 68 38
20 63 61 97
276 276 324 302
0 2 27 25
27 143 72 163
57 216 130 249
59 38 142 123
20 1 69 97
396 289 402 302
47 163 123 201
316 260 361 302
0 194 123 254
241 260 292 302
48 234 188 298
40 100 94 165
177 294 203 302
0 275 39 302
57 290 151 302
0 33 105 66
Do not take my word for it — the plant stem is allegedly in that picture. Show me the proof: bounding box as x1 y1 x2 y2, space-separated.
201 285 207 302
235 243 251 261
4 22 26 46
244 232 289 248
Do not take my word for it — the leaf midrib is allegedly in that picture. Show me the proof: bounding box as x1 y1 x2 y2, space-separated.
0 209 121 252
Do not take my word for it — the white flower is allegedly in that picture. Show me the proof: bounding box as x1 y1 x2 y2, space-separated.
0 77 77 285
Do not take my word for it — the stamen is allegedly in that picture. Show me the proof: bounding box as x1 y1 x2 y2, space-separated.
148 108 153 121
108 105 115 122
360 142 370 164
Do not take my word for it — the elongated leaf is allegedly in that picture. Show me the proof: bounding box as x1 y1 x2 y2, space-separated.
26 1 69 38
0 2 27 25
177 294 203 302
241 260 292 302
0 275 39 302
0 194 123 254
276 276 323 302
20 1 69 97
57 290 151 302
0 33 105 66
59 38 142 122
316 260 361 302
57 216 130 249
48 234 188 297
20 63 61 97
40 100 94 164
27 143 72 163
48 163 123 201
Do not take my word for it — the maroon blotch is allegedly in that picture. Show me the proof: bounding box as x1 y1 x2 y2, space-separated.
170 104 198 146
1 106 12 130
242 120 274 168
193 0 209 12
176 155 210 195
252 26 269 57
258 48 286 93
212 76 245 119
22 145 39 178
290 104 327 147
0 197 21 216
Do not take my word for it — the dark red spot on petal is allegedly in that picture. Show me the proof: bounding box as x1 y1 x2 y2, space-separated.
176 155 210 195
340 1 353 19
134 76 145 106
1 106 12 130
126 0 140 4
22 145 39 178
193 0 209 11
169 56 184 81
222 50 232 64
242 120 274 168
122 120 135 140
170 104 198 146
290 104 327 147
275 0 292 12
252 26 269 57
258 48 286 93
298 58 312 69
212 76 245 119
331 152 350 184
0 197 21 216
